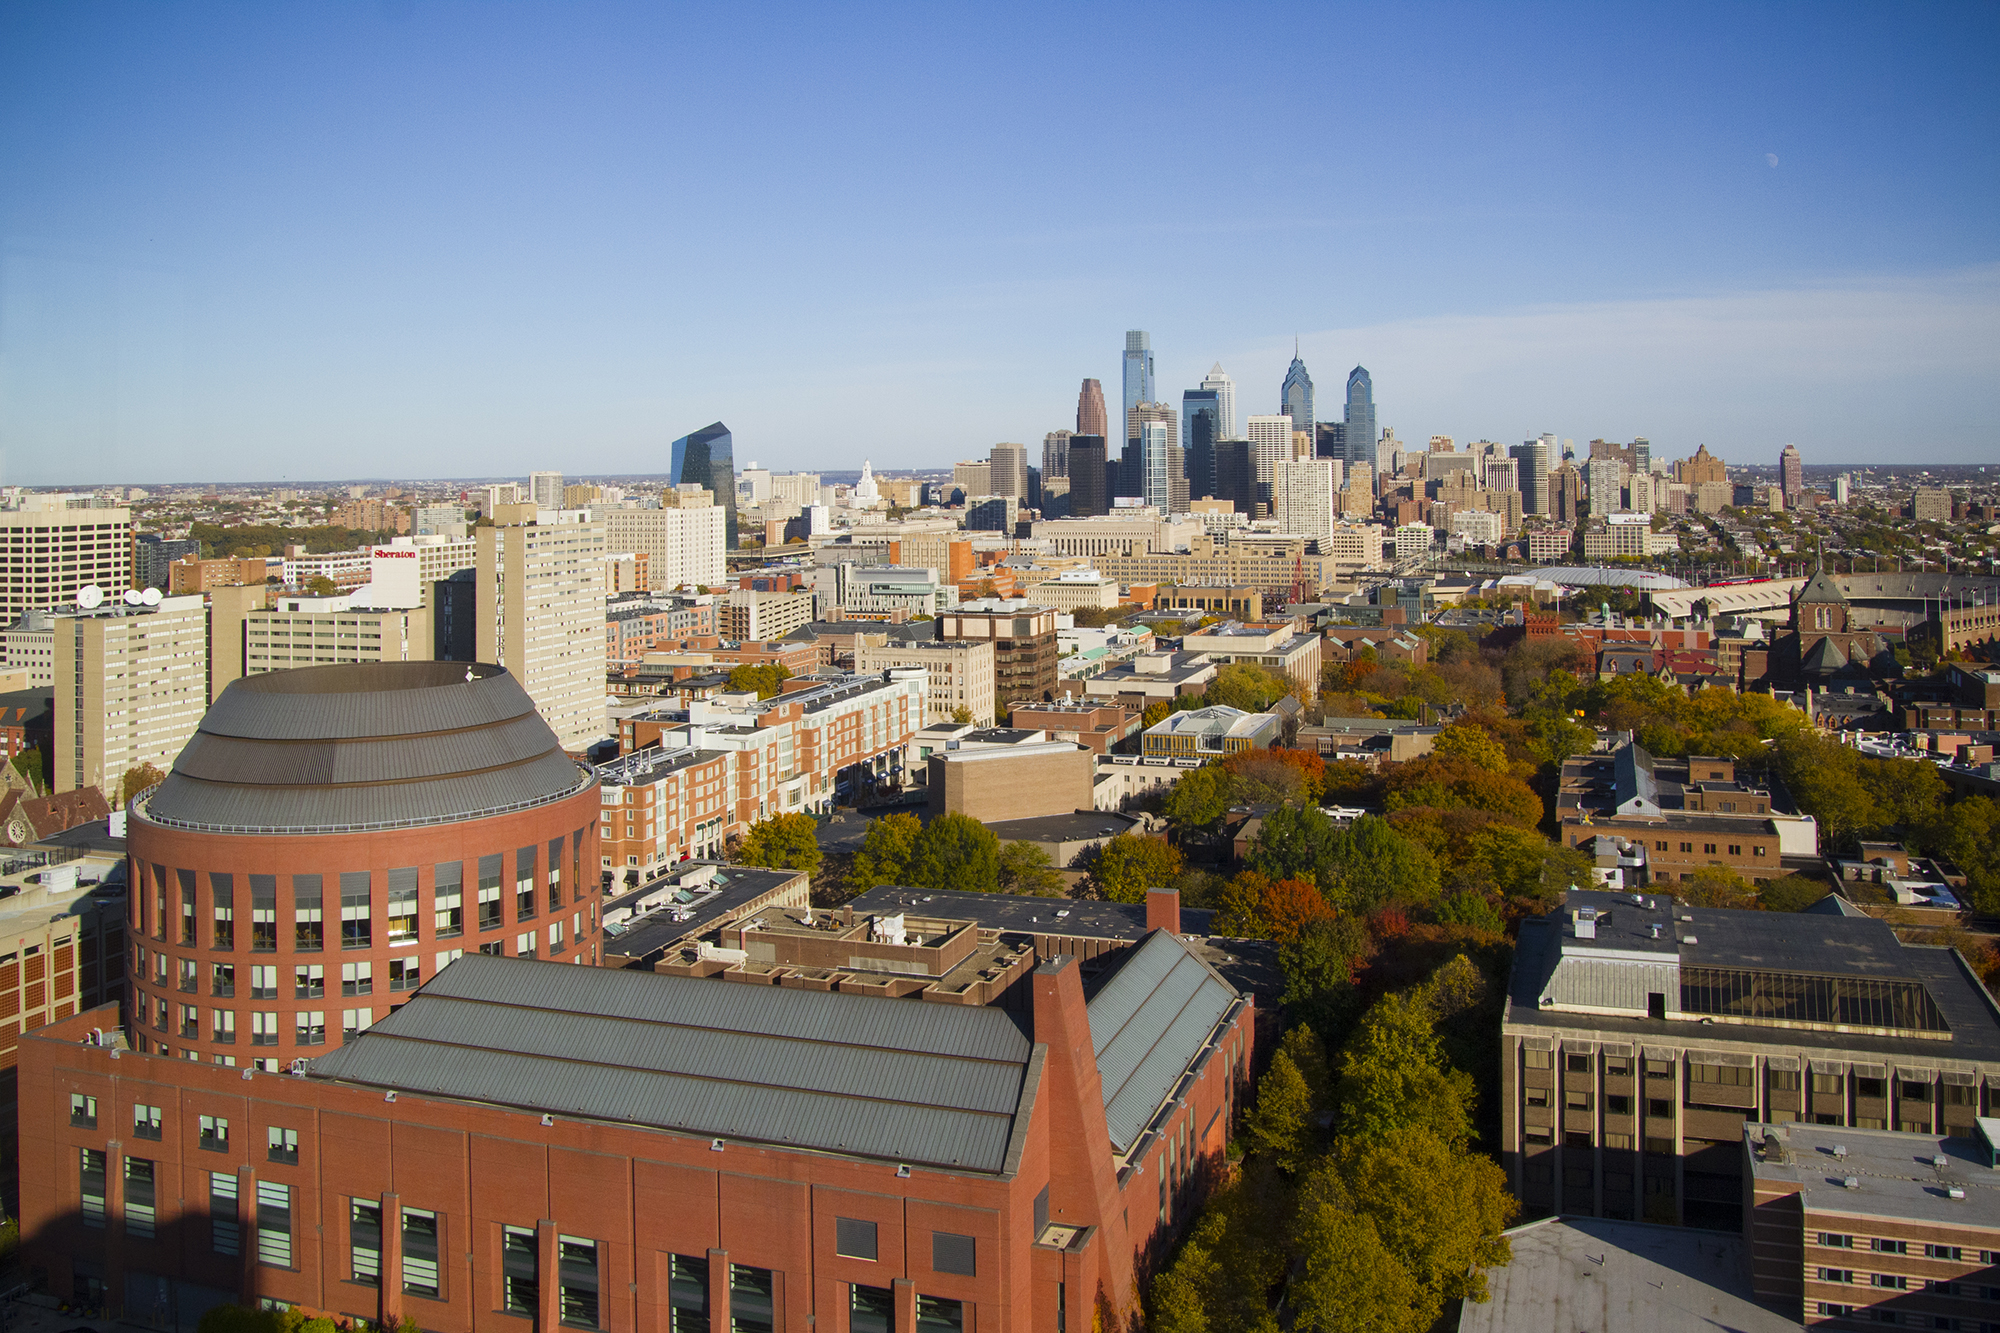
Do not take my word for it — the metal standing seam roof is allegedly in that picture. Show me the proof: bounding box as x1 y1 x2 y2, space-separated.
1087 931 1239 1153
308 954 1035 1172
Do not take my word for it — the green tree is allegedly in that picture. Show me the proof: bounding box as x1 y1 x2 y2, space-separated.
1326 817 1441 911
734 813 823 878
1430 723 1508 772
1757 873 1830 912
1674 865 1758 909
115 761 166 805
950 705 974 725
906 812 1000 891
1209 661 1293 712
848 811 921 891
305 574 340 596
1211 871 1271 938
1333 992 1474 1146
1290 1208 1425 1333
1279 916 1372 1037
1279 1023 1333 1127
10 748 42 795
1246 804 1344 895
996 840 1064 895
1243 1047 1316 1171
1141 699 1172 729
727 663 793 700
1163 764 1235 831
1434 889 1503 931
1087 833 1183 903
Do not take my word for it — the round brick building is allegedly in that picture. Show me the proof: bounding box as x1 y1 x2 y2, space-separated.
126 662 602 1068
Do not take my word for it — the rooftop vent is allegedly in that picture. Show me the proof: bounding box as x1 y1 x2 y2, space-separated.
1950 1187 1967 1200
1833 1145 1849 1159
1935 1155 1951 1169
1683 934 1698 945
1843 1177 1860 1190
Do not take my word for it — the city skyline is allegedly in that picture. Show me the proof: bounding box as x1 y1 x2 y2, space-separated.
2 3 1995 484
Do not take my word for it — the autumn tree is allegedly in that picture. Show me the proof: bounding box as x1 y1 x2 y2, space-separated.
727 663 793 700
1262 878 1335 940
734 813 823 878
1243 1047 1315 1171
1086 833 1183 903
1324 817 1441 912
1245 804 1344 896
1210 871 1271 938
848 811 921 892
996 841 1063 895
1757 873 1830 912
1674 865 1759 910
115 762 167 805
1163 764 1235 832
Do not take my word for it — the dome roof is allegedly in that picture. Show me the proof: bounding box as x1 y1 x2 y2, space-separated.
140 663 592 834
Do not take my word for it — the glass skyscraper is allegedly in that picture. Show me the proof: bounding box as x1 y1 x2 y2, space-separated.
1343 367 1377 474
1181 389 1220 500
1122 332 1154 441
1200 362 1235 439
1282 352 1314 442
1067 436 1109 517
1139 422 1174 513
670 421 738 549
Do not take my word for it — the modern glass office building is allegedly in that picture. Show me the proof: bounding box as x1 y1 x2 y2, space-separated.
1181 389 1220 501
1122 332 1154 441
1343 367 1376 474
670 421 738 550
1067 436 1109 517
1281 353 1314 442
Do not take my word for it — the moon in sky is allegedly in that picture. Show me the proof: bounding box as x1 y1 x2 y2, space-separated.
1766 152 1780 167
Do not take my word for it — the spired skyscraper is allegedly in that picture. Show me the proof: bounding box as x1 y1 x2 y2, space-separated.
1201 362 1236 439
670 421 737 549
1343 367 1377 475
1077 379 1108 438
1281 347 1314 442
1122 332 1155 442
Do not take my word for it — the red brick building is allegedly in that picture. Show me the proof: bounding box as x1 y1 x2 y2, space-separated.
124 662 602 1068
21 894 1252 1333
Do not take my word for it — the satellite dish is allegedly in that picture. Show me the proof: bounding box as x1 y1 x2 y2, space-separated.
75 586 104 610
122 589 144 606
140 587 162 606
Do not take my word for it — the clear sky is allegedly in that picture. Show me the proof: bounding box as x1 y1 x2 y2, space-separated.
2 1 1996 485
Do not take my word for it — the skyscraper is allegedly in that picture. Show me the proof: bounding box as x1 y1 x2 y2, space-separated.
1343 367 1377 476
1122 332 1154 440
1077 380 1108 438
1181 389 1221 500
1315 421 1345 461
1272 458 1337 545
1140 422 1174 514
1245 414 1294 510
1214 440 1255 518
1281 349 1314 442
1201 363 1236 439
1067 437 1109 517
670 422 738 550
529 471 564 511
477 516 609 751
1042 429 1072 481
1510 438 1551 515
1780 443 1803 504
989 442 1029 500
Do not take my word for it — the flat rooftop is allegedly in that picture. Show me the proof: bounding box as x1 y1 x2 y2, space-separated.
1748 1120 2000 1230
984 812 1138 844
601 863 804 964
1457 1217 1793 1333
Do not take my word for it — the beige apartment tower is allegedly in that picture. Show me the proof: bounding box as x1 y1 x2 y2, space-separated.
477 519 608 751
597 503 726 593
854 639 998 726
54 595 209 796
0 498 133 624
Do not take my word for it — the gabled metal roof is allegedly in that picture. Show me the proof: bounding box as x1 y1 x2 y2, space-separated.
308 953 1034 1173
1087 931 1239 1153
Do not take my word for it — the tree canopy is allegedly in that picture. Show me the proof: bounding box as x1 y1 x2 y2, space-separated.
905 812 1000 892
727 663 793 700
848 811 921 892
1087 833 1183 903
734 813 823 878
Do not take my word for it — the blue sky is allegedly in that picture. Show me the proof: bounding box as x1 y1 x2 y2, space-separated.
2 1 1996 484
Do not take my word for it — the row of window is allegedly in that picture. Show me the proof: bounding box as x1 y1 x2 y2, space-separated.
73 1102 300 1160
1528 1052 1976 1104
1816 1305 2000 1330
1818 1235 2000 1265
152 958 418 998
1817 1269 2000 1298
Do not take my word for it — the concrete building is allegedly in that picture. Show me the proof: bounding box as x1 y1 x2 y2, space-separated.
854 639 998 726
1005 700 1142 756
233 601 433 687
1271 458 1336 546
413 505 467 538
926 736 1095 821
1031 570 1122 613
2 609 56 687
935 602 1058 708
0 495 132 625
598 502 727 593
718 589 815 642
529 471 565 511
952 460 993 498
987 443 1028 500
1502 889 2000 1234
53 594 208 796
1029 515 1199 560
1912 487 1952 522
1244 414 1294 508
124 663 602 1069
1082 650 1218 708
134 534 198 592
1179 620 1321 692
842 566 957 619
1140 705 1281 757
477 518 609 752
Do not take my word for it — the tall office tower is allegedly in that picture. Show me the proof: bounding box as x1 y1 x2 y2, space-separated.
1117 439 1142 503
989 442 1029 499
1214 441 1256 517
670 421 738 550
1245 415 1294 504
1779 443 1803 504
1833 474 1851 504
1201 362 1236 438
1042 430 1072 481
0 495 132 624
1340 461 1375 519
1077 379 1108 437
1510 439 1551 515
477 517 609 751
1632 438 1651 475
1140 422 1175 513
1122 332 1155 439
529 471 565 511
54 594 209 795
952 460 993 497
1343 367 1377 475
1272 458 1337 545
1181 390 1221 500
1166 445 1189 513
1314 421 1345 461
1067 437 1110 517
1281 349 1314 441
1124 403 1177 497
1626 470 1658 514
1586 458 1628 516
1484 458 1519 497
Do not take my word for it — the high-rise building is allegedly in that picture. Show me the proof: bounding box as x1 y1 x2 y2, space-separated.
1214 441 1255 518
1586 457 1628 516
599 501 726 592
0 495 132 625
1123 403 1177 500
1674 444 1728 487
54 594 209 795
1281 349 1314 442
669 422 738 550
1181 390 1221 501
1067 436 1110 517
1139 422 1175 514
1779 443 1803 504
1121 331 1154 438
528 471 564 511
952 460 993 497
1343 367 1377 475
1200 362 1236 439
1510 439 1552 515
989 442 1029 500
1272 458 1337 545
1042 429 1072 481
1314 421 1344 462
1245 415 1294 513
476 517 609 752
1077 379 1108 438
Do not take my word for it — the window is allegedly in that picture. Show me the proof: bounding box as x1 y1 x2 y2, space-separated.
134 1103 162 1140
1927 1244 1964 1261
667 1254 707 1333
1604 1058 1631 1077
124 1157 156 1239
1564 1131 1592 1149
1524 1129 1552 1145
1565 1089 1591 1110
1643 1137 1673 1155
1607 1095 1632 1115
295 963 324 999
211 1172 239 1255
559 1235 600 1328
293 875 323 952
212 1008 237 1044
341 872 372 949
1870 1273 1908 1290
1813 1073 1843 1094
503 1226 540 1315
837 1217 879 1261
1817 1268 1853 1282
933 1231 976 1276
250 965 277 1000
1524 1049 1551 1069
250 875 278 951
435 862 464 938
1858 1078 1885 1098
549 837 565 911
1688 1064 1752 1087
851 1284 894 1333
388 868 419 943
199 1114 229 1151
80 1148 106 1228
257 1180 292 1267
549 919 565 955
516 847 538 921
1872 1238 1908 1255
342 961 373 996
1703 843 1717 855
1648 1099 1672 1119
69 1093 96 1128
1525 1089 1548 1107
1679 842 1693 853
251 1012 279 1046
268 1126 299 1165
730 1265 774 1333
403 1208 441 1298
212 963 236 997
517 931 536 959
389 958 420 991
916 1296 964 1333
1603 1133 1632 1149
1566 1054 1590 1072
1770 1070 1802 1092
178 958 199 992
351 1200 382 1286
179 869 198 945
179 1002 200 1038
295 1010 326 1046
1644 1059 1672 1079
478 855 503 930
1816 1305 1853 1318
342 1008 373 1042
1655 841 1668 851
1727 845 1741 856
212 874 235 950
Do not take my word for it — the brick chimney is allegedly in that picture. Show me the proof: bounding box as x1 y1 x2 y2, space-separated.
1146 886 1180 935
